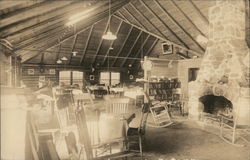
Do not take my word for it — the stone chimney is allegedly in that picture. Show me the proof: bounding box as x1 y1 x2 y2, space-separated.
188 0 250 125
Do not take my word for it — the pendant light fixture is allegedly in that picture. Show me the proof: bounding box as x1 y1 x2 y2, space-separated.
57 59 62 64
102 0 117 40
72 51 78 56
61 56 68 61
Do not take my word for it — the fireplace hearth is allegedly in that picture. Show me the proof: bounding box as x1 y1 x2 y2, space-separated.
188 0 250 126
199 95 233 117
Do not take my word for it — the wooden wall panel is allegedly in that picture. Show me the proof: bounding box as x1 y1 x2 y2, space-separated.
21 67 59 90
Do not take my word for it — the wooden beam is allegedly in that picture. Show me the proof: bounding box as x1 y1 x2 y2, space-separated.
0 1 46 18
120 31 142 67
101 18 123 66
22 63 127 71
136 38 158 68
176 52 191 59
145 38 158 57
79 25 94 66
40 52 45 65
154 0 205 52
55 44 61 64
113 15 202 56
129 3 171 43
13 1 111 50
139 0 189 49
69 33 79 65
20 0 129 63
189 0 209 25
91 17 110 65
122 7 147 29
6 0 126 41
0 1 73 29
15 24 69 50
170 0 207 37
2 1 85 39
131 34 150 66
111 26 133 67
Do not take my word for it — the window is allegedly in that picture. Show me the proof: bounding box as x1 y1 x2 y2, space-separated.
100 72 120 86
59 71 71 85
59 71 83 87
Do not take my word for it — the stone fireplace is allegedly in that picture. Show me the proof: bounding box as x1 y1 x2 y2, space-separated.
188 0 250 125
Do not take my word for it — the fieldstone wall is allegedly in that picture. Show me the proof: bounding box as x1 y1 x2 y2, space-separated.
188 0 250 125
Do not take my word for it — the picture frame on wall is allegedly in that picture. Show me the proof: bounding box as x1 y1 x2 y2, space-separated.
39 76 45 82
162 42 173 55
49 69 56 75
27 69 35 75
90 75 95 80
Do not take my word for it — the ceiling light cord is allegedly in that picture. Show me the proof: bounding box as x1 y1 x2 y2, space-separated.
108 0 111 32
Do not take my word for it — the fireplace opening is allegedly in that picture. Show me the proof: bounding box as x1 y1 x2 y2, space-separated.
199 95 233 118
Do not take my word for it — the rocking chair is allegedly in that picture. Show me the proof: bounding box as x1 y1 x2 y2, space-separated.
147 101 173 128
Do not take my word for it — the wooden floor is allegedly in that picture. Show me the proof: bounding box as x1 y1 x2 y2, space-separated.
140 120 250 160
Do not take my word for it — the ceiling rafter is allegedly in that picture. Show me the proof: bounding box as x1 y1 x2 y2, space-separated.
0 1 47 19
12 18 68 45
20 23 90 63
20 0 129 63
14 2 112 50
139 0 189 49
113 15 202 56
189 0 209 25
122 7 147 29
177 52 191 59
145 39 158 57
69 33 79 65
79 25 94 66
129 3 170 43
136 38 158 68
154 0 205 52
2 1 85 39
170 0 207 37
111 26 133 67
0 1 73 29
131 34 150 66
91 17 110 66
101 19 123 66
15 25 70 50
120 31 143 67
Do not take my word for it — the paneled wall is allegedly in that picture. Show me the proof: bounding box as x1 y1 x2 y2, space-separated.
21 66 134 90
21 67 59 90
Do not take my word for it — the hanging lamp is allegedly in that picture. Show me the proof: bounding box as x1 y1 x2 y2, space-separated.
61 56 68 61
102 0 117 40
57 59 62 64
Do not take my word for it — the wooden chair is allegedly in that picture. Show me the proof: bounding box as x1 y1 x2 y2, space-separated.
126 104 149 157
75 106 93 160
219 114 250 147
105 98 130 116
148 101 173 128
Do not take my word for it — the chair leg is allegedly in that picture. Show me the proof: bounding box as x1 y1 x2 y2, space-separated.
139 135 143 157
78 147 83 160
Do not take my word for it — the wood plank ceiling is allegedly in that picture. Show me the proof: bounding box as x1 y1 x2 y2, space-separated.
1 0 249 69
